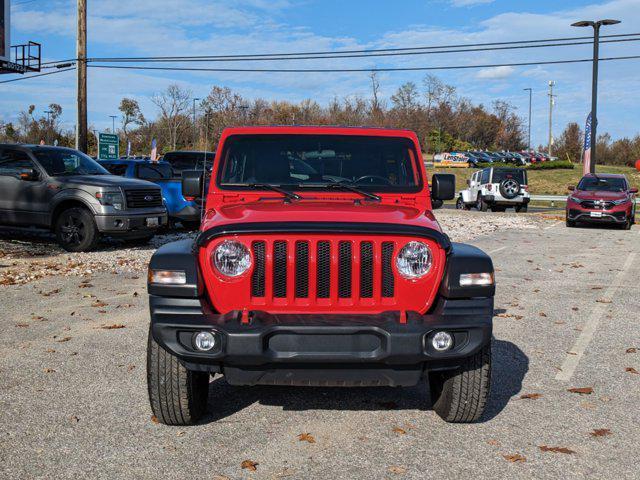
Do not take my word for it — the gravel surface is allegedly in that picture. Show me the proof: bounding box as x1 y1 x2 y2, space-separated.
3 211 638 479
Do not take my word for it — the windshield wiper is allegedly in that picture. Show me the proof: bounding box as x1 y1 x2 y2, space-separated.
248 183 302 201
325 182 381 202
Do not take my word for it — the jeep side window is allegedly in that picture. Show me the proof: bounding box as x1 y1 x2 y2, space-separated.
481 169 490 184
0 150 36 178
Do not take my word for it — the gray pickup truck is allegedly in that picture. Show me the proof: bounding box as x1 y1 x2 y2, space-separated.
0 144 168 252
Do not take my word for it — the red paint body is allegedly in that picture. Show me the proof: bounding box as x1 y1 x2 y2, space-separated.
198 126 445 315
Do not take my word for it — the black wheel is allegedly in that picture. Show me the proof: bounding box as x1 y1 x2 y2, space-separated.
429 344 491 423
499 179 520 199
515 204 528 213
478 196 488 212
147 329 209 426
55 207 100 252
566 217 576 228
456 196 467 210
623 216 632 230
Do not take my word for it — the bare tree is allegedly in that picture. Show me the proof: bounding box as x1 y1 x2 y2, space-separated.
152 84 192 150
119 98 145 143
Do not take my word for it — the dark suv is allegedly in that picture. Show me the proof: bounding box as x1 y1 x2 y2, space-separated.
0 144 168 251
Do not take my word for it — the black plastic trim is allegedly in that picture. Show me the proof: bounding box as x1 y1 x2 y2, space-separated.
195 221 452 252
438 242 495 299
148 239 202 298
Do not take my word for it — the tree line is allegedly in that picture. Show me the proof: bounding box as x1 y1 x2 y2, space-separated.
1 74 638 166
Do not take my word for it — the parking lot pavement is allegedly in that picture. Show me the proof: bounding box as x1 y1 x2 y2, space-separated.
1 212 639 480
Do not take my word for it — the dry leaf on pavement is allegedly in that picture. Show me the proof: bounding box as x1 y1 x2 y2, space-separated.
241 460 258 471
624 367 639 374
539 445 576 454
99 324 126 330
297 433 316 443
392 427 407 435
590 429 612 437
568 387 593 395
520 393 543 400
387 465 407 474
503 454 526 463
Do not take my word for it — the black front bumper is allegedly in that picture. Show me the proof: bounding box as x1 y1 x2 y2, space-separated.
150 296 493 386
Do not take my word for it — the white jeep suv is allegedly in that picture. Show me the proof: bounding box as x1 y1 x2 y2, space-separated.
457 167 530 212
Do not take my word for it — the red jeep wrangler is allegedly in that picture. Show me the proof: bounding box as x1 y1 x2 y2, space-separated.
146 126 495 425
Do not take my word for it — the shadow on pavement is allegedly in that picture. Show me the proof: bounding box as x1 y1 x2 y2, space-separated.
200 338 528 424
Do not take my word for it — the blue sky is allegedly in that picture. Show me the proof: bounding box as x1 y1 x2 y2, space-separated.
2 0 640 148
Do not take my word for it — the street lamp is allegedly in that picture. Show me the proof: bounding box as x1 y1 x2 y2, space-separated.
192 98 200 148
109 115 117 133
523 88 532 150
571 19 621 172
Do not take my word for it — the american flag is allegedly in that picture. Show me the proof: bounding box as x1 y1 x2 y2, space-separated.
583 113 592 175
150 138 157 162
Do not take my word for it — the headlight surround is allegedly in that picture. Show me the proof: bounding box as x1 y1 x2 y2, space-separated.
396 241 432 279
567 195 582 204
611 198 630 205
213 240 252 277
96 191 124 210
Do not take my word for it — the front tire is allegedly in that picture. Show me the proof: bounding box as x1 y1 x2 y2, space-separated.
515 204 528 213
429 344 491 423
147 330 209 425
54 207 99 252
566 216 576 228
478 196 489 212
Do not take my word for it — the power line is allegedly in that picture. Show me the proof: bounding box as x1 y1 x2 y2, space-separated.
0 67 76 84
87 32 640 62
87 55 640 74
86 37 640 64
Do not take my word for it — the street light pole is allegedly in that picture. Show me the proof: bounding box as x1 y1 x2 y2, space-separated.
547 81 555 157
192 98 200 149
571 19 621 173
109 115 117 134
523 88 532 150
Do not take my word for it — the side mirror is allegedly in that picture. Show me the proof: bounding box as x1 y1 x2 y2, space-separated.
182 170 204 199
19 168 39 181
431 173 456 201
630 187 638 194
568 185 575 191
466 179 470 186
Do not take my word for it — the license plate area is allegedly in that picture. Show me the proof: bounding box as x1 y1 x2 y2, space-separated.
590 211 603 218
267 332 382 355
146 217 160 227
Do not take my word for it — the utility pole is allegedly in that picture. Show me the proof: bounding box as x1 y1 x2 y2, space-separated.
45 110 53 145
523 88 532 150
192 98 199 148
547 81 555 156
109 115 117 133
76 0 88 153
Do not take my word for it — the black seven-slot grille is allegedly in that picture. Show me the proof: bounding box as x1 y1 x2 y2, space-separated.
124 188 163 208
250 239 395 301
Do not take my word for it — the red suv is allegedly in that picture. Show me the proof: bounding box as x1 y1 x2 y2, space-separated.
566 173 637 229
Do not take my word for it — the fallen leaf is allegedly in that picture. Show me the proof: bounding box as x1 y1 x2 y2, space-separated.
539 312 548 317
176 431 186 437
571 307 579 311
626 348 637 353
91 300 108 308
388 465 407 474
99 324 126 330
596 298 612 304
503 454 526 463
625 367 639 375
520 393 543 400
70 415 80 423
15 323 29 328
56 336 72 343
297 432 316 443
539 445 576 454
392 427 407 435
591 286 603 290
150 415 159 424
127 364 136 371
568 387 593 395
45 348 56 353
44 368 55 373
590 429 612 437
133 291 139 297
241 460 258 471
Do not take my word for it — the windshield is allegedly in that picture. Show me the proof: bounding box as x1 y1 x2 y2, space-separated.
163 152 214 173
218 135 421 192
578 176 626 192
137 163 175 180
34 147 109 176
492 169 526 184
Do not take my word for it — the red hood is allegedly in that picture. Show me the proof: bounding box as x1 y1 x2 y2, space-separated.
201 199 441 232
572 190 628 200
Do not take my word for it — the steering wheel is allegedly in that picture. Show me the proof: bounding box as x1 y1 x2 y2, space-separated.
353 175 392 186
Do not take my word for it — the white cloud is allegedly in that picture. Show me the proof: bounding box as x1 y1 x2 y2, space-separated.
476 66 514 79
449 0 494 7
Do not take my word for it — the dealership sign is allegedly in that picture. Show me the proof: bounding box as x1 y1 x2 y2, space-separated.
98 133 120 160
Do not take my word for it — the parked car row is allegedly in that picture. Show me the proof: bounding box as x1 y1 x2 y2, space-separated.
0 145 209 251
434 150 555 168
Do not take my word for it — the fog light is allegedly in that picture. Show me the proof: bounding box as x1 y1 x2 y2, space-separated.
432 331 453 351
194 331 217 351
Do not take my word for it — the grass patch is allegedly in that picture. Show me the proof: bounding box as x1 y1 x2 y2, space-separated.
429 164 640 195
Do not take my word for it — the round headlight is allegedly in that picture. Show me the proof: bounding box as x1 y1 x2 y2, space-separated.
396 241 432 279
213 240 251 277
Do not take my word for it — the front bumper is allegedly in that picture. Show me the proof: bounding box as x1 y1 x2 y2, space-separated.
95 211 168 234
150 296 493 386
567 207 629 224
